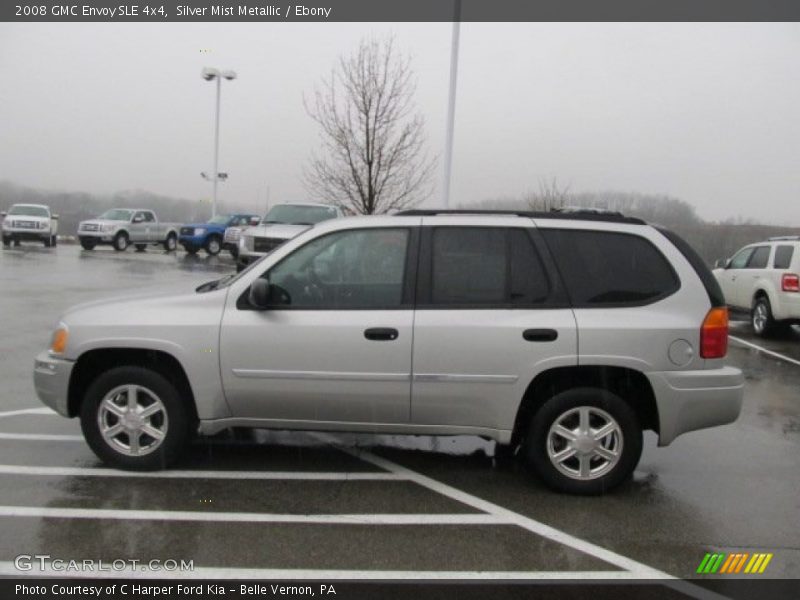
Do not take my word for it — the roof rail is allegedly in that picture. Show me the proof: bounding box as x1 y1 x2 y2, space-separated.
394 208 646 225
767 235 800 241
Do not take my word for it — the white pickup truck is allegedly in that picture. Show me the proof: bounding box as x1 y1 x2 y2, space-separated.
1 203 59 248
78 209 180 252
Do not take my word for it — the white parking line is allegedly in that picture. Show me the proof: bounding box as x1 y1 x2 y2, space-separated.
0 506 506 525
0 407 56 419
0 464 403 481
730 335 800 367
0 561 637 579
320 439 671 579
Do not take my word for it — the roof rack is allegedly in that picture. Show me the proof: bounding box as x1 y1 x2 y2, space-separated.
768 235 800 241
395 208 646 225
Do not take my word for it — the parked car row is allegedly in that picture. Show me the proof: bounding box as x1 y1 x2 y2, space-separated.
1 202 343 260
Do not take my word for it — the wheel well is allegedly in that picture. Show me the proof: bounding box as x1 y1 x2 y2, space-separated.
510 366 659 448
752 289 768 304
67 348 197 422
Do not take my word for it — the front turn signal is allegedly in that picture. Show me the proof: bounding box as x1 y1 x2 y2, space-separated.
50 327 69 355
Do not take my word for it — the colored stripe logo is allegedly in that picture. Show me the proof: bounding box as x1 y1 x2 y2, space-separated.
696 552 773 574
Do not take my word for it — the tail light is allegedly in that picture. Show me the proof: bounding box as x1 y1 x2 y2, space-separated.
700 307 729 359
782 274 799 292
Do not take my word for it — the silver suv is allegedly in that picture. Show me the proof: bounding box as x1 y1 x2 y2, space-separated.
713 236 800 336
33 210 743 494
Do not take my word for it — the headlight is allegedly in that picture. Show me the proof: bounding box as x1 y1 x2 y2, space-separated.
49 324 69 355
102 224 115 232
39 221 48 230
195 228 206 236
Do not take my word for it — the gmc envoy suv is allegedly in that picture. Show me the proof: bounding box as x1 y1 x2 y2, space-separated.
34 209 744 494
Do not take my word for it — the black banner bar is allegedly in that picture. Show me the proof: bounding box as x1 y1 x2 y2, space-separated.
3 0 800 23
3 579 800 600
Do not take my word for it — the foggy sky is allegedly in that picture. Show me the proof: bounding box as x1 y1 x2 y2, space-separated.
1 22 798 224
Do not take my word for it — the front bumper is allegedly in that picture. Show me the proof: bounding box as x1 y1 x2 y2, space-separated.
648 365 744 446
3 228 50 240
33 351 74 417
79 231 115 242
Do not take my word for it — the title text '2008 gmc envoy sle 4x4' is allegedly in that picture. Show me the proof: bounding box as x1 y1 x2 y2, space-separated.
34 210 744 494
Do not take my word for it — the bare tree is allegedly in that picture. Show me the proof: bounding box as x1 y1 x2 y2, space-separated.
304 37 435 215
524 177 571 211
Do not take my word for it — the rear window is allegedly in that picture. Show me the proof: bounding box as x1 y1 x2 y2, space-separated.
429 227 550 306
774 246 794 269
541 229 679 306
746 246 770 269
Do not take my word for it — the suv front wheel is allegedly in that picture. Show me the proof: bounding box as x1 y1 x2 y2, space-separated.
80 366 191 470
526 388 642 495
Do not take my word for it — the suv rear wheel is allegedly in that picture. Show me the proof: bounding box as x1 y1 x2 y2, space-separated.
752 296 777 337
80 366 191 470
526 387 642 495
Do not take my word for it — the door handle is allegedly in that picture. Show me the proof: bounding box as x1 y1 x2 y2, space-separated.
523 328 558 342
364 328 399 341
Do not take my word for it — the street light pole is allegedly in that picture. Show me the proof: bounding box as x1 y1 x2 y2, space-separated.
442 0 461 209
202 67 237 218
212 75 221 218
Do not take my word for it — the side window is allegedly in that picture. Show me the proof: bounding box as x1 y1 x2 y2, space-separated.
773 246 794 270
132 211 145 222
429 227 549 306
746 246 770 269
730 247 754 269
541 229 679 306
265 228 409 309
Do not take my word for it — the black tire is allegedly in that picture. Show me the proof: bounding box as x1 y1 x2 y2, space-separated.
51 235 57 247
13 239 21 247
204 235 222 256
135 244 147 252
163 233 177 252
113 232 129 252
80 238 97 250
229 245 239 259
2 235 10 248
43 236 52 248
79 366 192 470
751 295 777 338
526 387 642 495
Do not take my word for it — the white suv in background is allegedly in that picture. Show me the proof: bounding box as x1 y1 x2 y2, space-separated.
714 236 800 336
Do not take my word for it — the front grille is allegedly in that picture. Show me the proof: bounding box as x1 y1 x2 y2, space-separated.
15 220 37 229
180 227 195 236
254 237 285 253
81 223 99 232
224 228 241 243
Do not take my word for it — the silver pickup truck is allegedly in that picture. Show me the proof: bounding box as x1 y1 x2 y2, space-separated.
78 208 179 252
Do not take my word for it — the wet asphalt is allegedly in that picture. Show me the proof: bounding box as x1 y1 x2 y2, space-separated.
0 243 798 581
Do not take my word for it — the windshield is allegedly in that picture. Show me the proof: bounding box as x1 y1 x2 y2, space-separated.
9 205 49 217
99 209 133 221
209 215 231 225
264 204 337 225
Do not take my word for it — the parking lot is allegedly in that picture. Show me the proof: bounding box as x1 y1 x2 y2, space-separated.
0 244 798 585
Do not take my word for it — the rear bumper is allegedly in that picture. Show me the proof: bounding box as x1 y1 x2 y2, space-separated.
648 366 744 446
773 293 800 321
33 351 74 417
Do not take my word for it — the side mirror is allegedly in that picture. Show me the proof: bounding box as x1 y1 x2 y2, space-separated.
52 214 59 220
0 212 6 218
723 258 732 269
249 279 272 309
